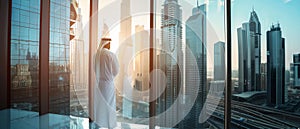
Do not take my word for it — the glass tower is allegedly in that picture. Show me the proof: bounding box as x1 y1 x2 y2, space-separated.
158 0 183 127
182 3 207 129
237 9 261 92
266 24 285 106
214 41 225 81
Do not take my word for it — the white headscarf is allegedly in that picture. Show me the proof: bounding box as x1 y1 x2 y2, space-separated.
98 38 111 50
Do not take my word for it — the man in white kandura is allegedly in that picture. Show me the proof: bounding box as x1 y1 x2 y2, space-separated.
94 38 119 129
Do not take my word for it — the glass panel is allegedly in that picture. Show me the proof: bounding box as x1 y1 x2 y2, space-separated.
10 0 40 112
49 0 71 115
93 0 150 126
153 0 226 128
48 0 90 118
69 0 90 118
231 0 300 128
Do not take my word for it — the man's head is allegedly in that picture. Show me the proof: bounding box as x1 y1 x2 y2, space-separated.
100 38 112 50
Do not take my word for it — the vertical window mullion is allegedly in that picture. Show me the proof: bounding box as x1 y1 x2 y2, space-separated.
88 0 98 122
149 0 155 128
39 0 50 115
0 0 11 110
224 0 232 129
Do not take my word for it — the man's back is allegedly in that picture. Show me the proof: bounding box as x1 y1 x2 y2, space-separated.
98 48 119 82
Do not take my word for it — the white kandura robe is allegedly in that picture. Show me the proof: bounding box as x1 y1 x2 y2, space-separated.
94 48 119 128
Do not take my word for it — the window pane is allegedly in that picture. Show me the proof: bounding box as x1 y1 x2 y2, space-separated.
92 0 151 126
231 0 300 128
10 0 40 113
69 0 90 117
153 0 225 128
48 0 90 118
49 0 71 115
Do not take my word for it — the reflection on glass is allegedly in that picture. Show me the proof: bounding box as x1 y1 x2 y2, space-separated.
154 0 225 128
69 0 89 118
232 0 300 128
10 0 40 112
49 0 71 115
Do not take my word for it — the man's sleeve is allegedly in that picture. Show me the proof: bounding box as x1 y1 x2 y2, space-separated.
111 53 119 77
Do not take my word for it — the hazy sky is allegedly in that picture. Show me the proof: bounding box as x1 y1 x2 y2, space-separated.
79 0 300 70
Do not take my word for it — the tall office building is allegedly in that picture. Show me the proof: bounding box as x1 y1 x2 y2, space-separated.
237 23 249 92
70 6 89 117
249 10 261 91
214 41 225 81
290 53 300 88
267 24 285 106
119 0 132 45
285 70 290 102
118 0 133 119
181 3 206 129
157 0 183 127
261 63 267 91
237 9 261 92
134 25 149 92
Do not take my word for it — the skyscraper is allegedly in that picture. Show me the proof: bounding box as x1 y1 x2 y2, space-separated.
134 25 149 92
285 70 290 102
237 9 261 92
267 23 285 106
182 3 206 129
237 23 250 92
158 0 183 127
261 63 267 91
290 53 300 88
69 7 89 117
119 0 132 45
249 10 261 91
118 0 134 119
214 41 225 81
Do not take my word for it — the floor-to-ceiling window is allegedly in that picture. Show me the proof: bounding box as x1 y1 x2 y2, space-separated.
94 0 151 126
49 0 71 115
10 0 40 112
152 0 226 128
69 0 90 118
5 0 300 128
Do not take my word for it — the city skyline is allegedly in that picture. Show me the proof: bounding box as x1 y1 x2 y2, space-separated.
95 0 300 71
2 0 300 128
230 0 300 70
